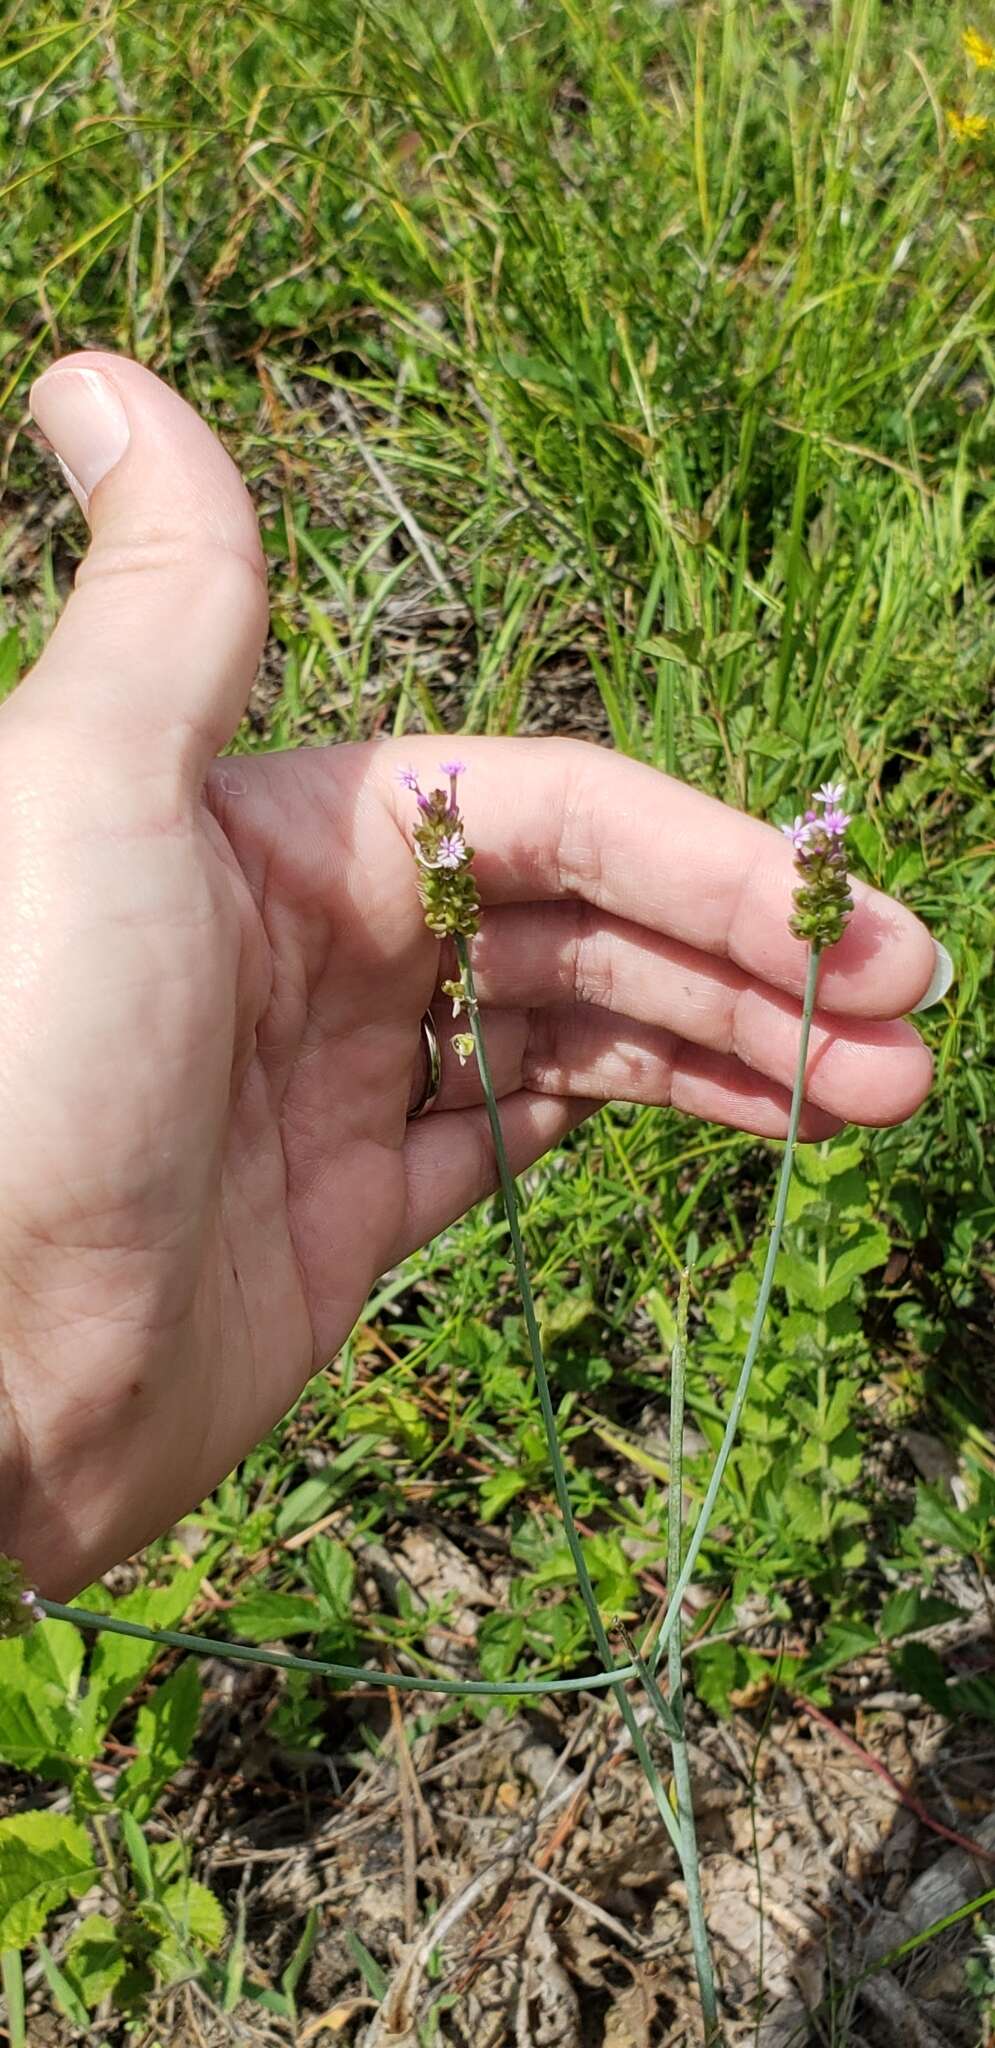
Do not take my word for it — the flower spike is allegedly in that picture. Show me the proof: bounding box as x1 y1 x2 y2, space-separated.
785 781 855 947
402 760 480 938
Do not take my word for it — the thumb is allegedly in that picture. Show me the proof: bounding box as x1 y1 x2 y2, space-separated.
16 350 268 787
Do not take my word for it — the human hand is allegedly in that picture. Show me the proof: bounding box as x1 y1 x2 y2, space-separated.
0 353 942 1597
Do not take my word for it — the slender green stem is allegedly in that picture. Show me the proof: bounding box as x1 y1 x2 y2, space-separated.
666 1269 719 2035
643 947 822 1675
37 1600 639 1698
455 935 685 1859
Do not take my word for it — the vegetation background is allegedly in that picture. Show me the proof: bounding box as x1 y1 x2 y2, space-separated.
0 0 993 2042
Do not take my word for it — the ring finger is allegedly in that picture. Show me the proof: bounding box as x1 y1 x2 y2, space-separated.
421 903 932 1131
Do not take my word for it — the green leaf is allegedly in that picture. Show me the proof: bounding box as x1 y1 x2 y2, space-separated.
1 1947 26 2048
774 1247 827 1311
36 1939 90 2028
793 1137 866 1184
61 1915 124 2011
161 1879 225 1952
306 1538 354 1624
822 1225 890 1304
709 628 756 663
477 1611 526 1682
0 628 21 698
0 1622 83 1775
70 1565 204 1760
496 348 574 393
823 1378 860 1441
690 1640 739 1719
777 1221 889 1311
281 1905 318 2012
479 1467 529 1521
913 1484 986 1556
799 1619 876 1682
539 1291 597 1341
781 1478 827 1542
119 1661 201 1822
345 1928 388 2001
222 1891 247 2012
642 627 705 667
948 1674 995 1725
886 1179 926 1240
120 1811 153 1898
891 1642 953 1715
274 1473 342 1538
0 1813 96 1948
226 1590 319 1643
880 1590 961 1641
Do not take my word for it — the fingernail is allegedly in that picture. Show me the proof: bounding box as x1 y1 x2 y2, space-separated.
910 939 954 1013
29 365 130 512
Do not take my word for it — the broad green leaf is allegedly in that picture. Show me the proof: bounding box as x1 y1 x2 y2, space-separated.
477 1611 526 1682
781 1478 827 1543
62 1914 125 2010
914 1485 983 1556
0 1621 82 1775
880 1589 961 1640
306 1537 354 1624
70 1565 205 1760
119 1661 201 1822
775 1247 829 1311
642 627 705 667
777 1222 889 1311
479 1467 529 1520
539 1291 597 1341
948 1675 995 1725
0 1813 96 1948
792 1137 866 1184
891 1642 952 1714
226 1590 318 1643
823 1378 860 1442
709 628 756 662
799 1619 876 1682
161 1878 224 1951
886 1179 926 1241
822 1226 890 1304
274 1473 342 1538
690 1640 739 1719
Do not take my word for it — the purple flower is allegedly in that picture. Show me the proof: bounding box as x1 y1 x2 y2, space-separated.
815 780 846 808
439 759 467 779
823 807 851 838
397 766 422 792
782 815 813 851
436 832 467 870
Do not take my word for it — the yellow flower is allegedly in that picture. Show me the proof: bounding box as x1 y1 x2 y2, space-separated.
963 25 995 67
948 107 990 138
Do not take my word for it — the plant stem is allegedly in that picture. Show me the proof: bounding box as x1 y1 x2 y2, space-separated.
455 935 685 1860
666 1268 719 2035
642 947 822 1674
36 1600 639 1698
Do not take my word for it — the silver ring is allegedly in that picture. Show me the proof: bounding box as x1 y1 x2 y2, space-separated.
407 1009 442 1120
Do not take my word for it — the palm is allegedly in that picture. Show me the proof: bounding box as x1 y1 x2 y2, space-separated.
203 743 439 1404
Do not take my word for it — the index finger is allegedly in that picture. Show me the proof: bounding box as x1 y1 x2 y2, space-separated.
378 736 937 1018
